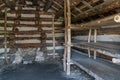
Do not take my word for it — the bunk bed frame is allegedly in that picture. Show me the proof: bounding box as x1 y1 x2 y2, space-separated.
63 0 120 80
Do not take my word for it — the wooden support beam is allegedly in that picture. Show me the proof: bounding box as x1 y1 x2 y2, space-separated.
2 17 60 22
14 37 63 41
87 29 92 58
66 0 71 75
88 48 91 58
94 29 97 43
71 13 120 30
88 29 92 43
13 43 62 48
94 29 97 59
0 23 62 27
8 10 53 15
71 27 120 36
94 50 97 59
63 0 67 72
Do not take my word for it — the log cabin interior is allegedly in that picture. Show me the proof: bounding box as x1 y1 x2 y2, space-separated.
0 0 120 80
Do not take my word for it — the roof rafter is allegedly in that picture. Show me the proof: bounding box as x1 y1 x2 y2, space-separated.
73 0 120 22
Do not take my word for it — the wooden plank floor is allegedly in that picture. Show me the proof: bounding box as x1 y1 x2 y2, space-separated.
71 50 120 80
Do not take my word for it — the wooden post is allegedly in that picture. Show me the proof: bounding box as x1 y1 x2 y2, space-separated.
94 50 97 59
63 0 67 72
63 0 71 74
87 29 92 58
4 7 8 64
52 14 56 58
66 0 71 75
94 29 97 59
88 48 91 58
94 29 97 43
88 29 92 43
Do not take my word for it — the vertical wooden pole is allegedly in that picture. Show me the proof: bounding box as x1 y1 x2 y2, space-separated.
4 7 8 64
94 29 97 43
94 51 97 59
63 0 67 72
52 14 56 58
88 48 91 58
87 29 92 58
94 29 97 59
66 0 71 75
88 29 92 43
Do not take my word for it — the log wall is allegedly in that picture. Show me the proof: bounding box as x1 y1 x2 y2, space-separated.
0 6 64 50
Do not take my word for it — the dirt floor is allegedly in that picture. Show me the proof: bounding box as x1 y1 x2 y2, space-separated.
0 62 94 80
0 49 95 80
0 63 76 80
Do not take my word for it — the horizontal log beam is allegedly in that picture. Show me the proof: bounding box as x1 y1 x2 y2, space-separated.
72 26 120 36
8 10 53 14
0 23 63 27
0 37 64 42
0 43 63 48
71 13 120 30
0 17 57 21
14 37 64 41
0 31 64 35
